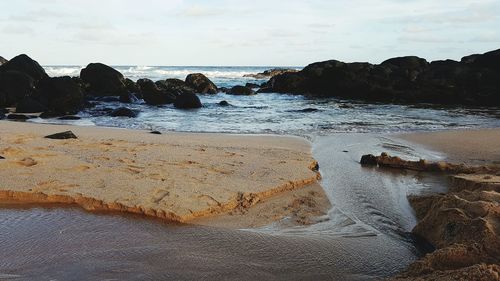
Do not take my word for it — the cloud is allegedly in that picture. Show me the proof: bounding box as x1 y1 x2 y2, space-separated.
179 5 224 17
1 24 35 35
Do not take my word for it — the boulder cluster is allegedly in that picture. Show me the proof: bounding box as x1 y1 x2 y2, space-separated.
0 55 217 118
261 49 500 106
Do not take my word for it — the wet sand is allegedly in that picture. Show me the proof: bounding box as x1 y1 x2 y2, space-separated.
0 129 446 280
0 121 327 226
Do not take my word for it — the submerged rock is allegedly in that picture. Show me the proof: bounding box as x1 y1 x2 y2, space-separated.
218 100 230 106
228 85 255 96
109 107 138 118
185 73 217 94
80 63 128 96
174 93 202 109
45 131 78 139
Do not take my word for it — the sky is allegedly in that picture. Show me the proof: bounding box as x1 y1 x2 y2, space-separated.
0 0 499 66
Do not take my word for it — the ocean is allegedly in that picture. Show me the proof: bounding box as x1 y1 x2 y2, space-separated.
39 65 500 135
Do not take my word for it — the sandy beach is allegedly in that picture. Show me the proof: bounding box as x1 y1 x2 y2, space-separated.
0 121 329 227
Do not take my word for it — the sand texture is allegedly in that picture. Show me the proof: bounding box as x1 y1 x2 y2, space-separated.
391 129 500 281
0 121 323 224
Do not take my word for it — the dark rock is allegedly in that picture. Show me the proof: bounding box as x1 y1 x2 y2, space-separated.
6 114 36 120
174 93 202 109
360 154 378 165
264 48 500 106
109 107 138 118
296 108 318 113
150 131 162 135
80 63 127 96
0 90 6 107
185 73 217 94
156 78 195 96
37 76 85 114
16 97 48 113
228 85 255 95
218 87 229 93
124 78 141 95
39 111 62 119
243 68 298 79
0 54 48 82
57 115 81 120
0 111 4 120
90 96 121 102
137 78 176 105
0 71 36 106
0 56 7 65
0 155 4 159
245 82 260 88
45 131 78 139
119 92 140 104
219 100 230 106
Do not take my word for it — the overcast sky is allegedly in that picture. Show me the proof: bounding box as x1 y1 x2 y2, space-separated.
1 0 499 66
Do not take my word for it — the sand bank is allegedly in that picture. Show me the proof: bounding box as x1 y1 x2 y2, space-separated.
391 128 500 281
0 121 328 226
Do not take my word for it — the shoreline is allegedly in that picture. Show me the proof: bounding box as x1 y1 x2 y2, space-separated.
0 121 330 228
391 128 500 280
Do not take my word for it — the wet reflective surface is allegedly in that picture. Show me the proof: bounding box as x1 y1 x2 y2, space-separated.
0 134 446 280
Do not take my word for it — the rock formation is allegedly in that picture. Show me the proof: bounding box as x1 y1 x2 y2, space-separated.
185 73 218 94
262 49 500 106
244 68 298 79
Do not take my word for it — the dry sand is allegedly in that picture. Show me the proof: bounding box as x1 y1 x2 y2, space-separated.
0 121 329 227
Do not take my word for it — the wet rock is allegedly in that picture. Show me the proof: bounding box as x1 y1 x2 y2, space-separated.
360 154 378 165
137 78 176 105
185 73 217 94
0 56 7 65
228 85 255 95
219 100 230 106
37 76 85 115
0 54 48 82
245 82 260 88
124 78 141 95
150 131 162 135
0 71 36 106
57 115 81 120
7 114 36 120
15 97 48 113
109 107 138 118
174 93 202 109
156 78 195 96
45 131 78 139
119 92 140 104
80 63 128 96
243 68 298 79
218 87 229 93
0 111 5 120
265 48 500 106
0 155 4 159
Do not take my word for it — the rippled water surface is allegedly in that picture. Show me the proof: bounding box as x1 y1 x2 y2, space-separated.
35 65 500 135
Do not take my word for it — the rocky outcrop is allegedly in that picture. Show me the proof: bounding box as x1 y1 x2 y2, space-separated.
366 153 500 280
244 68 298 79
185 73 218 94
0 71 36 106
80 63 128 96
137 78 176 105
15 97 47 113
37 76 85 114
228 85 255 96
0 54 48 83
262 49 500 106
174 92 202 109
156 78 195 96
